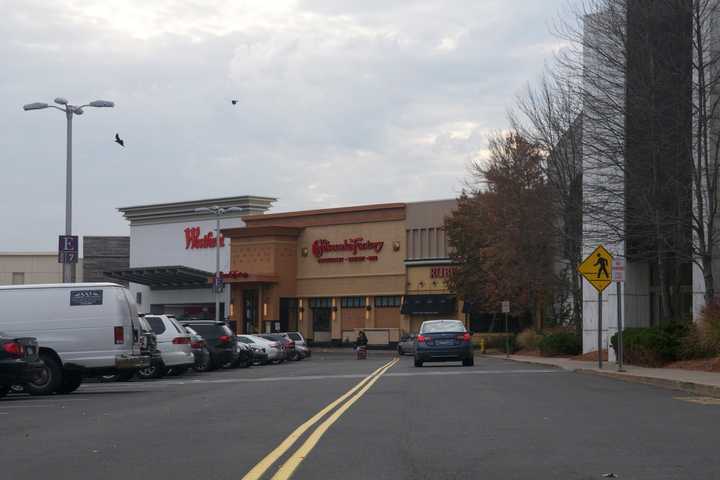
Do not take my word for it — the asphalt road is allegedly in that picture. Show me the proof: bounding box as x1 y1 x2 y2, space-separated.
2 352 720 480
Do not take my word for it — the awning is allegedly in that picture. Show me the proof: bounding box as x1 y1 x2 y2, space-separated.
104 265 214 290
401 294 457 315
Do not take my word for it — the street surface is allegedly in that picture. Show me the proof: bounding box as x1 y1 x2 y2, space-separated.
2 353 719 479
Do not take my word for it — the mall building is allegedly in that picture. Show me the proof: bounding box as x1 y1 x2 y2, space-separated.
106 196 276 319
222 199 461 345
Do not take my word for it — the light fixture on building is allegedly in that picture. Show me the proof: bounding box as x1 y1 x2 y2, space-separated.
393 241 400 252
301 247 309 257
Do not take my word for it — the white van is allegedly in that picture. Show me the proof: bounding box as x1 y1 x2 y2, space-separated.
0 283 151 395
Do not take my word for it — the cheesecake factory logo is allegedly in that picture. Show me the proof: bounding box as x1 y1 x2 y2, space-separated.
311 238 384 264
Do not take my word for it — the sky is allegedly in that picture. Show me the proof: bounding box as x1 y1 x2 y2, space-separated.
1 0 569 251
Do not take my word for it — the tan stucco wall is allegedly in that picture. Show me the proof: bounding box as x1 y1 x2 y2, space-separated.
406 265 454 294
0 254 83 285
296 221 406 297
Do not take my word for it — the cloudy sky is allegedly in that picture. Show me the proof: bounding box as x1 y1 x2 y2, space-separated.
1 0 569 251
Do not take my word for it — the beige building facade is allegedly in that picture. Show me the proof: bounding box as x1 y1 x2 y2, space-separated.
0 252 83 285
223 199 460 346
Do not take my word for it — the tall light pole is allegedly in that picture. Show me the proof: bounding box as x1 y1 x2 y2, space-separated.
195 206 243 322
23 98 114 283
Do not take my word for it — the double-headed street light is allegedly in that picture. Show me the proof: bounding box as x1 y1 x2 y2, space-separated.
23 97 115 283
194 206 244 322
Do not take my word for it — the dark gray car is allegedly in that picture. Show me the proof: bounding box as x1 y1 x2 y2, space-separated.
414 320 474 367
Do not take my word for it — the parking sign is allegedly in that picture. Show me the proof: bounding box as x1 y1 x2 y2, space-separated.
58 235 79 264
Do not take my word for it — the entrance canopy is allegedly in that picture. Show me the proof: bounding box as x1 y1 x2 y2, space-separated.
105 265 213 290
401 294 456 315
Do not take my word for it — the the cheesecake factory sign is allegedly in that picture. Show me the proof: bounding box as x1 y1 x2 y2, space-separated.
311 238 384 264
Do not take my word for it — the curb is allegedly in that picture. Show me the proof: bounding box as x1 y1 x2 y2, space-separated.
575 369 720 398
485 354 720 398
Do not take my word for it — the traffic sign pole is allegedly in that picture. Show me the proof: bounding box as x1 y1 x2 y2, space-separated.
598 291 603 369
616 280 624 372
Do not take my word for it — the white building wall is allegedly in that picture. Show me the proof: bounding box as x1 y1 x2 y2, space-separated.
129 217 245 316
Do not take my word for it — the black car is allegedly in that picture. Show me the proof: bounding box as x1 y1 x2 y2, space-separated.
0 333 43 397
414 320 474 367
181 321 240 369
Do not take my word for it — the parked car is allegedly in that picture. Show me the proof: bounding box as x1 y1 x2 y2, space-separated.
286 332 311 358
0 283 151 395
0 333 43 398
414 320 474 367
259 333 300 361
181 321 239 369
234 341 254 368
101 315 162 382
240 335 285 364
236 335 269 365
140 315 195 378
398 333 417 356
184 326 212 372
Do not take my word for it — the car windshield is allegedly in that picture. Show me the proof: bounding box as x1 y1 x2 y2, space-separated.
420 320 466 334
287 333 302 341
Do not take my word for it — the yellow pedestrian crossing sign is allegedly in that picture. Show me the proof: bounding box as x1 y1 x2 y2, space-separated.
579 245 613 293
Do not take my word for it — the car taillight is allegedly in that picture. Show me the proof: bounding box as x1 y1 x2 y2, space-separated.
172 337 191 345
218 335 231 344
191 340 204 349
288 340 295 348
417 335 426 343
114 326 125 345
457 332 471 342
2 341 23 358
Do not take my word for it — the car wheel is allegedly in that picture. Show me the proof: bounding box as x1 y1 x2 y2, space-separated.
193 350 215 372
0 385 9 398
462 357 474 367
137 365 165 379
397 347 404 356
57 371 82 394
26 352 63 395
414 358 423 368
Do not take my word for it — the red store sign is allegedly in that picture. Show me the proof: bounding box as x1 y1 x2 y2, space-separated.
312 238 384 258
430 266 457 279
184 226 225 250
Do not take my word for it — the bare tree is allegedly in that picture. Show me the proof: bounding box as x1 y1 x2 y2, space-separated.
510 70 584 332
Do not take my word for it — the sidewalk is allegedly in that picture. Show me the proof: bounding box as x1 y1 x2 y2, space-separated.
488 354 720 398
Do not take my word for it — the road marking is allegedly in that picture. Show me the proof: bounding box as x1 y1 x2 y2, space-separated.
271 358 399 480
241 359 397 480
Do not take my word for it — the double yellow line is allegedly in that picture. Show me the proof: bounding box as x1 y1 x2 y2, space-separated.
242 358 398 480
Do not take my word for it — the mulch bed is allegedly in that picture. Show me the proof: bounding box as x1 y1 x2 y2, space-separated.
665 357 720 373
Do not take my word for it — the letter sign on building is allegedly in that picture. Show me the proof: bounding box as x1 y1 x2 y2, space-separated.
184 226 225 250
311 237 384 264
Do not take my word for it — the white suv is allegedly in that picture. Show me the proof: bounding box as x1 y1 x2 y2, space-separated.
140 315 195 378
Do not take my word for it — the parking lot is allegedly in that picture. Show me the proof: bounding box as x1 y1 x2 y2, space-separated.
3 353 720 480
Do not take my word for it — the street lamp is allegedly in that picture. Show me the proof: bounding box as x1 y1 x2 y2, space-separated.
23 97 115 283
194 206 244 322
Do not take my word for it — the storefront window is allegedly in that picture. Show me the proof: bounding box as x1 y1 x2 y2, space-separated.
309 298 332 309
374 296 402 308
340 296 365 309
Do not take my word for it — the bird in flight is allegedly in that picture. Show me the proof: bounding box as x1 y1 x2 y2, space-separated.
114 133 125 147
231 100 239 105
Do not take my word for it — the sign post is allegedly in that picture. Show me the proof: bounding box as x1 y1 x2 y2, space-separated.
613 257 625 372
579 245 613 369
501 301 510 358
